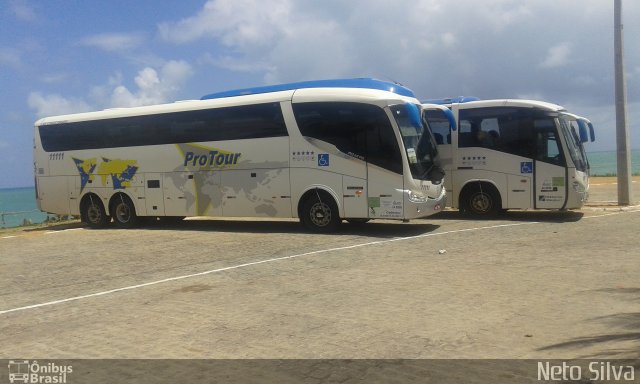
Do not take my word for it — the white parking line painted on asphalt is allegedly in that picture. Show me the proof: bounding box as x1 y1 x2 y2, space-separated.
45 228 84 235
1 227 84 240
0 221 540 315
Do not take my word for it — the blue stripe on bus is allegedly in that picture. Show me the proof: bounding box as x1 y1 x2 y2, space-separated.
201 78 416 100
421 96 480 104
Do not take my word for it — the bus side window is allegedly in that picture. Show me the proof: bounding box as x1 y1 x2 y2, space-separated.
501 116 535 159
293 102 369 161
534 119 564 166
366 114 402 174
424 110 451 144
460 107 536 158
458 120 475 147
293 102 402 173
478 118 500 148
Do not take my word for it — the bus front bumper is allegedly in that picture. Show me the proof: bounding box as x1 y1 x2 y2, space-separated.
404 186 446 219
567 180 589 209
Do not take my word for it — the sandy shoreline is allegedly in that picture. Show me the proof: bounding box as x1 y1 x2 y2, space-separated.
590 175 640 184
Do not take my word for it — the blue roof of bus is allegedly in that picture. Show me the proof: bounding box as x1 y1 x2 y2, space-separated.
200 78 416 100
421 96 480 104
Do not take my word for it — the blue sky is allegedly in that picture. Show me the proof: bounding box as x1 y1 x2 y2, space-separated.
1 0 639 188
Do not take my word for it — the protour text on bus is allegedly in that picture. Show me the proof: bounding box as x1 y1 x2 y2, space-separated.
183 151 242 167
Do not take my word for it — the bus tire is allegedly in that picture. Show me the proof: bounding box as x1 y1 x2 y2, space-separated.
460 183 501 217
111 193 138 228
80 195 108 228
300 190 341 232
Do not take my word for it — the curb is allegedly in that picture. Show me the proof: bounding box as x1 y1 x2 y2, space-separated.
583 202 640 211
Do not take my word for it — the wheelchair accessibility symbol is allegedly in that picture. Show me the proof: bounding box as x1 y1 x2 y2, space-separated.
520 161 533 174
318 153 330 167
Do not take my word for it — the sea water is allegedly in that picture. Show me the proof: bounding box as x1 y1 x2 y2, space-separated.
587 150 640 176
0 187 48 228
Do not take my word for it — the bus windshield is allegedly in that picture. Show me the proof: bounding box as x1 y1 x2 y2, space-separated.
391 103 443 182
559 116 589 173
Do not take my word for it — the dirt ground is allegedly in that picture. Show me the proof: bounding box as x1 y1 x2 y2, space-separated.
1 177 639 382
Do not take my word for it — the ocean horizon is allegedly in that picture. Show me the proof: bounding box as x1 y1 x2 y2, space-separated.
1 149 637 228
586 149 640 177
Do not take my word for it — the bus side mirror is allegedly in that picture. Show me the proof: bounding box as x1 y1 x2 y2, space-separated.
441 108 457 131
577 120 589 143
588 122 595 142
406 103 422 130
422 104 457 131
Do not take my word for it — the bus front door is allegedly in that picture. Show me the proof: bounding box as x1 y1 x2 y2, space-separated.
367 165 405 220
534 161 567 209
532 129 568 209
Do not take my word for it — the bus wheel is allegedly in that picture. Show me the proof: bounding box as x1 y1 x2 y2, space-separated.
301 191 341 232
81 196 108 228
461 183 501 216
111 194 138 228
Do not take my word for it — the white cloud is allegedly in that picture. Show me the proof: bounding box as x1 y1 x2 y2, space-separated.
154 0 547 85
27 92 92 118
152 0 636 108
158 0 290 47
540 42 572 69
158 0 379 82
27 61 193 117
80 33 145 52
110 60 193 107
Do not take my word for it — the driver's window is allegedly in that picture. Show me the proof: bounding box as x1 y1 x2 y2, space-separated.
534 121 564 166
424 109 451 145
547 137 560 158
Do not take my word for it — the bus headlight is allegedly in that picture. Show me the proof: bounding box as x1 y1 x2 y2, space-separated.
408 190 428 203
572 181 586 193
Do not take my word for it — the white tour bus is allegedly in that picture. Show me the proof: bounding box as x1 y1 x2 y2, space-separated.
422 97 595 215
34 78 453 232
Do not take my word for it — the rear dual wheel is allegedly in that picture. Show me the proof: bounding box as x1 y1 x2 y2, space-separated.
81 196 108 228
111 194 138 228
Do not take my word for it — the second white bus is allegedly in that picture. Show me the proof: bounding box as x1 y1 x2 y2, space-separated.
423 97 595 215
34 78 451 231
